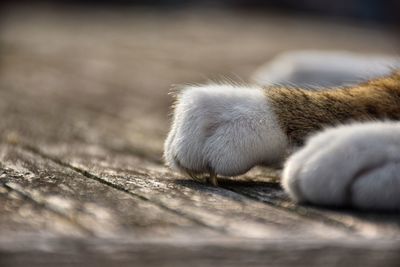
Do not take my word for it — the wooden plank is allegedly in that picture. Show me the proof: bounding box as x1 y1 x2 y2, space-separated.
31 142 361 239
30 141 400 239
0 181 85 237
223 173 400 238
0 144 211 238
4 143 400 265
0 235 400 267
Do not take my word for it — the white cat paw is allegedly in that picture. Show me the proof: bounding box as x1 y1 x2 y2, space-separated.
282 122 400 211
164 84 287 179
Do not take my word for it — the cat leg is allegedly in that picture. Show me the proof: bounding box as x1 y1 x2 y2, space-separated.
252 50 400 89
164 84 288 183
282 122 400 211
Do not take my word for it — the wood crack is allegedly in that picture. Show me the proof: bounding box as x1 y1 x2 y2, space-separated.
19 144 229 234
0 181 94 236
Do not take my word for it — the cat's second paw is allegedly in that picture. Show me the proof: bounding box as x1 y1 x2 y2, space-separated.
282 122 400 211
164 84 287 181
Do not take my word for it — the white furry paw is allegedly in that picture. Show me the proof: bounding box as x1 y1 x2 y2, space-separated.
282 122 400 211
164 84 287 178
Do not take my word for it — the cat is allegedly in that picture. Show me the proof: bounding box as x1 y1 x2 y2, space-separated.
164 51 400 211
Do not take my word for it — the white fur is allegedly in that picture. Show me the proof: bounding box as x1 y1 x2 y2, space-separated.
252 50 400 89
164 84 288 176
282 122 400 211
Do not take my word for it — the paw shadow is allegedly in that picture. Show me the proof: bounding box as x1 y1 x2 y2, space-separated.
174 176 281 189
173 176 285 202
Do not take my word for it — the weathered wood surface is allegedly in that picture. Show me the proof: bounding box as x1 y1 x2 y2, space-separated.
0 5 400 266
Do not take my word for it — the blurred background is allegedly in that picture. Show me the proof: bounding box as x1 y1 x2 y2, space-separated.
3 0 400 25
0 0 399 157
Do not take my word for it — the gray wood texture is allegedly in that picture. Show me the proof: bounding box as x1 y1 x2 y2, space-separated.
0 5 400 266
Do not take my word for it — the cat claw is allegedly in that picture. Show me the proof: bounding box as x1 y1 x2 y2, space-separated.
186 171 218 186
187 171 204 183
206 171 218 186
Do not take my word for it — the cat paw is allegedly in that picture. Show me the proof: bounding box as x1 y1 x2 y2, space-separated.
282 122 400 211
164 84 287 179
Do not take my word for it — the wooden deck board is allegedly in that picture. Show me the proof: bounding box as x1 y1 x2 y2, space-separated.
36 142 352 239
0 181 86 236
1 236 400 267
1 144 205 238
1 5 400 265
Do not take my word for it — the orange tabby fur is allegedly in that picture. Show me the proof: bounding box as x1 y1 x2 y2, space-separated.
267 71 400 145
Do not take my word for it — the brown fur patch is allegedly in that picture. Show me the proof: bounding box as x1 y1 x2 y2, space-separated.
266 71 400 145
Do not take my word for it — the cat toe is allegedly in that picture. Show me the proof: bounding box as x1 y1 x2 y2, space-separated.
351 162 400 210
